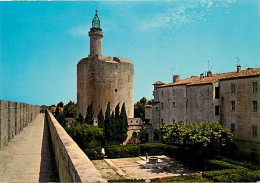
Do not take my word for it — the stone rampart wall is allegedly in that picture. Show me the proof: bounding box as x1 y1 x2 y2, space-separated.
0 100 40 149
45 110 106 182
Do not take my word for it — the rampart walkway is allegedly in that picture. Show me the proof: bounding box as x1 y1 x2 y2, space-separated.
0 113 58 182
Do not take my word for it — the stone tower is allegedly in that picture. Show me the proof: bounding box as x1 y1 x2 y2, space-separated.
77 10 134 118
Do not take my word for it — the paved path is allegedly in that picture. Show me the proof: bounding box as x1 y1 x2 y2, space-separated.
0 113 58 182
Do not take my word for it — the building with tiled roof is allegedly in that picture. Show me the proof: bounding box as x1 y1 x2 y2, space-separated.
145 65 260 163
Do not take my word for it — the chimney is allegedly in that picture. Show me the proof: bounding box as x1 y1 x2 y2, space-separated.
200 73 204 79
173 75 180 83
207 70 212 77
237 65 241 72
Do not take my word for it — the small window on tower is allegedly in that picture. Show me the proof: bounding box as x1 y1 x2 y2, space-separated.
115 89 117 92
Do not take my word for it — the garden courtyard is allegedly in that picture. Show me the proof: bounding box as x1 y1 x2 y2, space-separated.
92 155 197 181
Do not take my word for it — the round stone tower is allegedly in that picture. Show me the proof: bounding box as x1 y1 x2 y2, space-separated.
77 10 134 118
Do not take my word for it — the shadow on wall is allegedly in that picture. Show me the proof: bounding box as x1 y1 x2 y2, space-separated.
39 114 59 182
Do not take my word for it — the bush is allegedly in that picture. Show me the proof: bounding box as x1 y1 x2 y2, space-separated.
202 169 245 179
211 171 260 182
214 155 260 170
105 145 140 158
151 174 209 182
206 159 246 170
84 147 104 160
138 143 169 156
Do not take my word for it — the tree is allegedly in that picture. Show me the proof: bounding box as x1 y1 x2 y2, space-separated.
97 109 104 129
55 105 60 117
63 101 77 118
139 125 147 143
84 101 94 125
57 101 64 108
159 121 233 147
56 113 67 127
65 121 103 149
134 97 153 121
76 113 84 124
119 102 128 143
104 102 112 141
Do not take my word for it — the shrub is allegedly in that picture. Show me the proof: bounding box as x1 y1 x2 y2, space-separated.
105 145 140 158
151 174 209 182
138 143 170 156
211 171 260 182
206 159 246 170
214 155 260 170
202 169 245 179
84 147 104 160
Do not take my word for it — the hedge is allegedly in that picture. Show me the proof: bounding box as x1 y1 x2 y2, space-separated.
105 145 140 158
206 159 246 170
214 155 260 170
84 147 104 160
202 169 245 179
150 174 208 182
211 170 260 182
138 143 177 156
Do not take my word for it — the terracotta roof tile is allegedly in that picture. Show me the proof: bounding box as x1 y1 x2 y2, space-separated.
159 68 260 88
153 81 165 85
144 105 152 108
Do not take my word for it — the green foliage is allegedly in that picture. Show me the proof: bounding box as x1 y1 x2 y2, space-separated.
134 97 153 121
202 157 260 182
104 102 112 141
84 101 94 125
214 155 260 170
139 125 147 143
119 102 128 143
97 109 104 129
76 113 84 124
63 100 77 118
65 121 103 149
138 143 168 156
159 121 233 147
57 101 63 108
105 145 140 158
151 174 209 182
56 112 67 127
206 159 246 170
84 147 104 160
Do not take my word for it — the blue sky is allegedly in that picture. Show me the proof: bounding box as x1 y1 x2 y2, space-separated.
0 0 260 106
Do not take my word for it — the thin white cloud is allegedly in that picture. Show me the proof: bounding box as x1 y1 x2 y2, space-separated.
69 24 89 36
136 0 237 33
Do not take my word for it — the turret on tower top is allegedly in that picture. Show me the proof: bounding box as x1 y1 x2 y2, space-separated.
89 10 103 56
91 10 101 30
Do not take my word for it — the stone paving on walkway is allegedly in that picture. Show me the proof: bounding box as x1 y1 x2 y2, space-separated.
92 156 198 181
0 113 58 182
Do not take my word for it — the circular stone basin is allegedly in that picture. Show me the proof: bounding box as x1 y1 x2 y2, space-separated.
149 157 158 164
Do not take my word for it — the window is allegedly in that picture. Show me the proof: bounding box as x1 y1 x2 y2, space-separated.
215 106 220 115
252 126 257 136
253 82 257 93
231 123 235 133
115 89 117 92
253 101 258 112
161 102 164 109
172 102 176 111
231 101 235 111
231 84 236 93
161 119 164 125
215 87 220 99
156 107 158 111
161 91 163 97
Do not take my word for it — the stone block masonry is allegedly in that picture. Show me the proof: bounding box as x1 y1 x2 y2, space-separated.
0 100 40 150
45 110 107 182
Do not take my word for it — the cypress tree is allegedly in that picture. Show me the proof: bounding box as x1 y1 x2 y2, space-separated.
55 106 60 117
76 113 84 124
84 101 94 125
115 103 120 120
97 109 104 129
119 102 128 143
104 102 112 141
